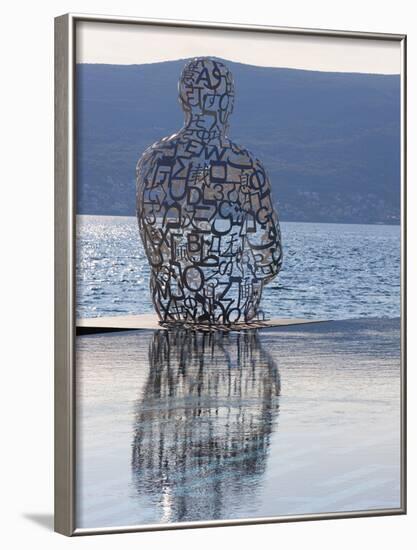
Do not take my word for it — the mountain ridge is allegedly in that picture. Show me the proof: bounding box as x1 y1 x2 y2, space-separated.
76 58 400 224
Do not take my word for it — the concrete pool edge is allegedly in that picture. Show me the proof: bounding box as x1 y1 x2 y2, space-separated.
76 314 327 335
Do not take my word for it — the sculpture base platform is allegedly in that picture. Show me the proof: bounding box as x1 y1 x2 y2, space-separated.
76 314 324 334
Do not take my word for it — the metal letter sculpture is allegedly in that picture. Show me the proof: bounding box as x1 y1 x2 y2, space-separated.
136 57 283 328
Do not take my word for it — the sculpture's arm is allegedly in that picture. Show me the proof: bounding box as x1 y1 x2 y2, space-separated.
135 148 171 269
135 147 155 220
240 158 283 284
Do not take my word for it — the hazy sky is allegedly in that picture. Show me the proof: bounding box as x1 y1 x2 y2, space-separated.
76 21 401 74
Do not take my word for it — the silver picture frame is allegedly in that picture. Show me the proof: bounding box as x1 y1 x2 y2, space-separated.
54 13 407 536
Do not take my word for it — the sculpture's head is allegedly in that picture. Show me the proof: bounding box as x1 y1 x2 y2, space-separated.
179 57 235 134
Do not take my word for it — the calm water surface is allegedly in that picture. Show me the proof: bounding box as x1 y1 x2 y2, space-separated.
76 215 400 320
76 319 401 528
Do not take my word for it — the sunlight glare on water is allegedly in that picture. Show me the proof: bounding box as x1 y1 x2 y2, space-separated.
76 215 400 320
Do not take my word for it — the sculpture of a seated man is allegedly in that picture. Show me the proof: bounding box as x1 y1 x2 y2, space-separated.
136 57 283 326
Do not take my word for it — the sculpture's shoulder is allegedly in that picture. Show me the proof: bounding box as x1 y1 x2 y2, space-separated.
225 139 269 178
136 133 181 178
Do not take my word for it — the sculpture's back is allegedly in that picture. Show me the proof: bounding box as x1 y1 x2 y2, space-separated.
136 57 283 327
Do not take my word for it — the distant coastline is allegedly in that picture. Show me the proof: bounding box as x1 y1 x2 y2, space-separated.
76 212 401 227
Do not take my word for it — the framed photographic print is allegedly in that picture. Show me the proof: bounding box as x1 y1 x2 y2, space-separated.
54 13 406 536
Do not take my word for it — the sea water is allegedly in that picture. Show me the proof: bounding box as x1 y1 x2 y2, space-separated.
76 215 400 320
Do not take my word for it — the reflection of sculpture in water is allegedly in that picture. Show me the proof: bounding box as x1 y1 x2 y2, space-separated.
136 57 283 327
131 330 280 523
